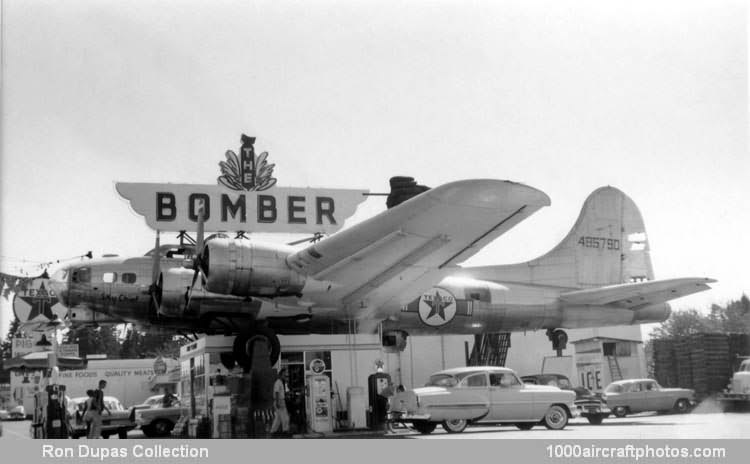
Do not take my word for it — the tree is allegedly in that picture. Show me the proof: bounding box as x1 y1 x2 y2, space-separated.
650 296 750 341
1 316 22 383
650 308 718 340
63 325 121 359
119 324 180 359
0 316 21 361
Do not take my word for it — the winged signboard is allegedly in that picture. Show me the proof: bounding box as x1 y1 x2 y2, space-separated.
116 135 367 233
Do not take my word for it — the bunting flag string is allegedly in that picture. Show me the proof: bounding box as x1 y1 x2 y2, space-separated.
0 272 39 300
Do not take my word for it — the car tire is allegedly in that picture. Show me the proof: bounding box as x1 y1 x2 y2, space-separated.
674 399 690 414
543 405 568 430
586 414 604 425
515 423 535 430
118 429 128 439
141 425 155 438
412 421 437 435
102 433 110 439
612 406 628 418
151 419 174 437
442 419 467 433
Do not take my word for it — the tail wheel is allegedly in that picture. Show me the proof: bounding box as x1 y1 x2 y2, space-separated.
233 327 281 369
543 405 569 430
674 399 690 413
612 406 628 418
412 421 437 435
442 419 467 433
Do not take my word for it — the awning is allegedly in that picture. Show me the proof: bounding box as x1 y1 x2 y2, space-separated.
2 351 87 371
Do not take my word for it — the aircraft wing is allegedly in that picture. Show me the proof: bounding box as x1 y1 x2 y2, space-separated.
287 179 550 316
558 277 717 309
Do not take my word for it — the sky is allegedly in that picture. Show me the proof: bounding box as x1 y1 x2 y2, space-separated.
1 0 747 339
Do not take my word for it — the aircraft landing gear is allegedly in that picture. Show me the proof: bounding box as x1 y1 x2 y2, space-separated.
232 326 281 370
546 329 568 356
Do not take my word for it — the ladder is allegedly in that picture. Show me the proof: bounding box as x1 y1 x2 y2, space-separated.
467 333 511 366
607 355 623 381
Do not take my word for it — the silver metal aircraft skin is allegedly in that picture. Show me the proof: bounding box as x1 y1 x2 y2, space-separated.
47 179 714 364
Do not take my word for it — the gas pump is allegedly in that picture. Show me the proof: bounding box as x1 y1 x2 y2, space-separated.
306 374 332 433
367 371 391 430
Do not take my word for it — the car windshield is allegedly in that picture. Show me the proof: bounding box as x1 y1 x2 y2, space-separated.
106 400 125 411
425 374 458 387
68 397 125 413
604 383 624 393
534 375 571 388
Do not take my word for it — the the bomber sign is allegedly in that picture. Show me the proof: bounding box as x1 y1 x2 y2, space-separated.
116 135 368 233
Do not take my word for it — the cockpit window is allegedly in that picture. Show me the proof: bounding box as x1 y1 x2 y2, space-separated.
121 273 137 284
72 267 91 283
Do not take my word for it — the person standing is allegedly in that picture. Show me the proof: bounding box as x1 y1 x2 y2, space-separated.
88 380 111 439
269 369 290 436
81 390 95 437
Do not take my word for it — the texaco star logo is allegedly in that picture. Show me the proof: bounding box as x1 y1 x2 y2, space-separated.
13 278 67 323
418 288 457 327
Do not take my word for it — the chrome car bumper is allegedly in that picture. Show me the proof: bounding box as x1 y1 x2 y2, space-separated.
575 403 611 416
388 411 430 422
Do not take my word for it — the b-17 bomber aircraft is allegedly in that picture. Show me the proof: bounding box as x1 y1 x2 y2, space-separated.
48 178 715 369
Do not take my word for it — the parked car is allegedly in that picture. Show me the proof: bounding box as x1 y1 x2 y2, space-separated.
66 395 137 439
521 373 610 425
602 379 695 417
1 405 26 421
133 395 184 437
129 394 168 416
388 366 577 434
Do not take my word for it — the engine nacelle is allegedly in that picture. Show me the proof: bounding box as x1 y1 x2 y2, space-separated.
202 238 306 297
632 303 671 324
158 267 264 318
382 330 409 353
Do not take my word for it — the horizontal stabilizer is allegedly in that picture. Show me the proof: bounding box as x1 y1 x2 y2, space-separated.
559 277 716 309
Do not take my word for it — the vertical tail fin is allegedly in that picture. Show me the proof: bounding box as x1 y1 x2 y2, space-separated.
467 187 654 288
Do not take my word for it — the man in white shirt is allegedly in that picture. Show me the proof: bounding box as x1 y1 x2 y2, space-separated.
269 369 290 436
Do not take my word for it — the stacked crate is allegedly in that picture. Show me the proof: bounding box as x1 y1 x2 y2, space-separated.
728 333 750 370
653 339 678 387
217 414 232 439
688 333 730 398
232 406 250 438
675 339 693 391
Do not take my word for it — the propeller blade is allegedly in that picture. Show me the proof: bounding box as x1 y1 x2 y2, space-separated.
196 204 205 254
151 230 161 285
184 268 201 311
151 273 163 315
